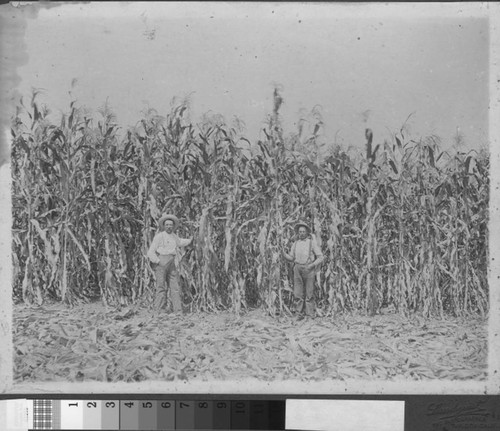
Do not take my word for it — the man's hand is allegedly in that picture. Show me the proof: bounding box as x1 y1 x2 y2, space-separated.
282 250 292 262
306 263 315 271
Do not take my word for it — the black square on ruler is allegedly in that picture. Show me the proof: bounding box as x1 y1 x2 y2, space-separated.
269 400 286 430
33 399 52 430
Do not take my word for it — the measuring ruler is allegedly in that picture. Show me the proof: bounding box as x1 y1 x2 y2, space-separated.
30 399 285 430
2 398 410 431
3 395 500 431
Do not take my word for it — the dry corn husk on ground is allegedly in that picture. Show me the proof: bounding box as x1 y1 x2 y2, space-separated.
13 303 487 382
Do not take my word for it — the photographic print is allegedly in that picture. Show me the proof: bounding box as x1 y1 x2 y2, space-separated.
0 2 499 394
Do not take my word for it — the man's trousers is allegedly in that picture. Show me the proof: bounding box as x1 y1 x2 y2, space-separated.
293 264 316 317
154 255 182 313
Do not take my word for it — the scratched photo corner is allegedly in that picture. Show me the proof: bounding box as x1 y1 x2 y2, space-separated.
1 1 500 394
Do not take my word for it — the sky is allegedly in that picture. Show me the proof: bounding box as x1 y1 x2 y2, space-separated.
2 2 494 153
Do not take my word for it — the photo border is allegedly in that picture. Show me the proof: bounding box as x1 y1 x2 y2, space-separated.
1 1 499 395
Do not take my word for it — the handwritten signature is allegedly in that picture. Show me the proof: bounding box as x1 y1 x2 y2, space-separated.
427 400 488 418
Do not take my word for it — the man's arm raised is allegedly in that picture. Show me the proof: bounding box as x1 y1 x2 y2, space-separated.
282 242 295 263
177 236 193 248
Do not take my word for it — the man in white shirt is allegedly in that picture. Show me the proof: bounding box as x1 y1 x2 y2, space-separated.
147 214 193 314
283 220 324 318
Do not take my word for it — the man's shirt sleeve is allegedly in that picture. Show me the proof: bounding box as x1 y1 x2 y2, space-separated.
176 235 192 248
147 233 161 263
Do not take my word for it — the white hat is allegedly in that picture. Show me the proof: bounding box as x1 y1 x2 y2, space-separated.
158 214 179 229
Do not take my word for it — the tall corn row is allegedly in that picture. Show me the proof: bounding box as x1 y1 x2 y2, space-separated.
221 137 249 313
12 95 95 305
319 154 344 313
259 87 288 315
363 129 379 314
11 90 489 317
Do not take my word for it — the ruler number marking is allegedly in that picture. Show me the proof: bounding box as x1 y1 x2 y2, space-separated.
235 401 246 413
254 403 264 414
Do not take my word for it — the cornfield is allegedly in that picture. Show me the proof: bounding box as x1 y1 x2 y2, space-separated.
11 90 489 317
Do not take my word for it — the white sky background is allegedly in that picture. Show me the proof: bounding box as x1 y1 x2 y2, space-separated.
11 2 490 153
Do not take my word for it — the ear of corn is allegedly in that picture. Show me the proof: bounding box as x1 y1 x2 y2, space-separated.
11 90 489 317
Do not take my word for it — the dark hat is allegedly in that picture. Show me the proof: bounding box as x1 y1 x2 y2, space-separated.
158 214 179 229
294 220 311 233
